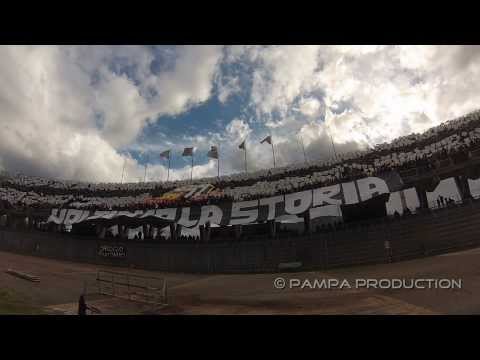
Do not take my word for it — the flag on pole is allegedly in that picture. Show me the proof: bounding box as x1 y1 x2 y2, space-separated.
297 133 308 164
207 146 219 159
182 147 195 181
208 145 220 177
121 157 127 184
239 139 247 173
324 107 338 159
260 135 276 168
182 147 194 156
161 150 172 182
139 151 149 183
160 150 171 159
260 135 272 145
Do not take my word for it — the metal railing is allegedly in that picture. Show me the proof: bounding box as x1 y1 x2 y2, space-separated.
96 270 168 306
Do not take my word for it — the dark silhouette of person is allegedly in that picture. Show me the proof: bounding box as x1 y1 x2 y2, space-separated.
78 294 99 315
78 294 87 315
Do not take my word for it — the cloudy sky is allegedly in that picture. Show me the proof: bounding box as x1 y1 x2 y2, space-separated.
1 45 480 183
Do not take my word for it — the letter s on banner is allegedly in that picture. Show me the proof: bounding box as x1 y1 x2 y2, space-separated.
258 196 284 220
229 200 258 225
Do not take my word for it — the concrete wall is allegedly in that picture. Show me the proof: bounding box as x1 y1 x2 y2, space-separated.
2 200 480 273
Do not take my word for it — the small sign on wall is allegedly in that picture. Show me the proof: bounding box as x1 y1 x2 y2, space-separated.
98 245 127 259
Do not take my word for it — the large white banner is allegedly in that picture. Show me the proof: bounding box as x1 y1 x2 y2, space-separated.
47 176 465 228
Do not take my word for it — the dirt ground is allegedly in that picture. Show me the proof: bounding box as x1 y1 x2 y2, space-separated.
1 247 479 315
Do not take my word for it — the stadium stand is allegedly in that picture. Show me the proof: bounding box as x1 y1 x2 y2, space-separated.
2 109 480 273
1 109 480 210
1 197 480 273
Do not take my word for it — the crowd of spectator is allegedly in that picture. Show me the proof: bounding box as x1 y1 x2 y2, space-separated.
2 109 480 211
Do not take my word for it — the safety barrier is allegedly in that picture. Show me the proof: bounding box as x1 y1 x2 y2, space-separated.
1 199 480 273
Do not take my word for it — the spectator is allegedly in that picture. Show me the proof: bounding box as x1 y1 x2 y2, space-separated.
77 294 97 315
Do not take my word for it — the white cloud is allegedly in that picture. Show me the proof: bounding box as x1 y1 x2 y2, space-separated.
94 71 149 148
3 45 480 183
297 97 322 117
216 45 480 173
144 45 223 116
225 118 251 140
248 45 322 117
244 46 480 143
0 45 224 182
217 75 241 103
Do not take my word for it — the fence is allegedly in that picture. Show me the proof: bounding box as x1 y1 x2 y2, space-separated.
3 198 480 273
96 270 168 305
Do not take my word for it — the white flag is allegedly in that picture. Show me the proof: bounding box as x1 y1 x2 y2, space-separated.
207 146 219 159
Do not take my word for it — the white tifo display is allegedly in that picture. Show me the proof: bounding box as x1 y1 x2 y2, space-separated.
47 176 464 228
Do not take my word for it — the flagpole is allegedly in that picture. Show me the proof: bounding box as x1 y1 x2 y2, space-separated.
244 144 248 173
121 158 126 184
327 125 338 160
271 140 276 168
191 152 194 181
217 145 220 178
143 154 149 183
167 155 170 182
298 134 308 164
325 110 338 160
